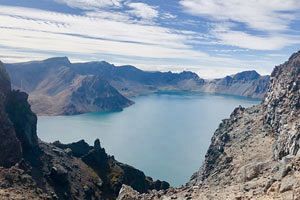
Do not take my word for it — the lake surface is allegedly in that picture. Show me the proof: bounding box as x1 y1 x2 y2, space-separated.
37 92 260 186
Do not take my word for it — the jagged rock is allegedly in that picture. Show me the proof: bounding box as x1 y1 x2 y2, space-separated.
94 139 101 151
53 140 92 157
50 164 68 184
117 185 140 200
0 62 22 167
64 148 72 156
263 51 300 159
5 91 38 152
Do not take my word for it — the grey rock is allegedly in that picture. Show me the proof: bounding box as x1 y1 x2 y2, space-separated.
280 177 296 193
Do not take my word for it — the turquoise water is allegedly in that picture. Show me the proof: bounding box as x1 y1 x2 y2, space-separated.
37 92 260 186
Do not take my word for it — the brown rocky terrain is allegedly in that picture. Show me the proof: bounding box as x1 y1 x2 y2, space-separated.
0 61 169 200
116 52 300 199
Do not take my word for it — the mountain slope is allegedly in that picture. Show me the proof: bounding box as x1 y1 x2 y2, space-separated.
117 52 300 199
201 70 270 99
6 59 133 115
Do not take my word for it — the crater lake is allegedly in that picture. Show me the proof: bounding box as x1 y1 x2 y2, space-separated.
37 92 260 186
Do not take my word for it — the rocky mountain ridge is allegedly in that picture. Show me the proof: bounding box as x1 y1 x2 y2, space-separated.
6 59 133 115
202 70 269 99
6 58 269 115
0 61 169 199
117 51 300 199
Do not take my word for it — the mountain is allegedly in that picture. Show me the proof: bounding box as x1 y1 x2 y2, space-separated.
6 58 269 115
0 61 169 199
201 70 270 99
5 58 133 115
117 51 300 199
6 58 204 96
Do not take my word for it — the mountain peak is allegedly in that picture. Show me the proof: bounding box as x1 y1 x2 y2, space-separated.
43 56 71 65
232 70 260 81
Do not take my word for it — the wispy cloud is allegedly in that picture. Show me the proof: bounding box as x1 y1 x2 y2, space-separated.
180 0 300 50
180 0 300 31
55 0 124 9
211 23 300 50
0 5 209 64
127 2 159 21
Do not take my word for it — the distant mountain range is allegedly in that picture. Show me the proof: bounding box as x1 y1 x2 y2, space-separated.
5 57 269 115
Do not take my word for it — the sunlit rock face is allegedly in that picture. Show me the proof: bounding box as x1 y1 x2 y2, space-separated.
263 51 300 160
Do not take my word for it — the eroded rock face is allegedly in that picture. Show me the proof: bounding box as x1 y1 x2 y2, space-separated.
263 51 300 159
6 91 38 152
0 61 38 167
0 62 22 167
54 139 170 197
200 70 270 99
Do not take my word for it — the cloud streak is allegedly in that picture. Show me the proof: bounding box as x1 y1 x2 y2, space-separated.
55 0 124 9
180 0 300 31
180 0 300 50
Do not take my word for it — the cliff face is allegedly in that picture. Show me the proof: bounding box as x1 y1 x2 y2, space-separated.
6 60 133 115
117 52 300 200
263 52 300 160
201 70 270 99
0 63 169 199
0 62 22 167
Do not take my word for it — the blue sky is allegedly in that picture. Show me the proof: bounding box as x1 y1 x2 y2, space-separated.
0 0 299 78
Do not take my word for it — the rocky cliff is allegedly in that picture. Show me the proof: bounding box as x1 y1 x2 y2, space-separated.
0 62 169 199
201 70 270 99
117 52 300 199
6 58 133 115
0 61 22 167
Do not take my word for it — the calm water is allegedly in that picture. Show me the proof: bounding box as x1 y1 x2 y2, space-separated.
37 92 260 186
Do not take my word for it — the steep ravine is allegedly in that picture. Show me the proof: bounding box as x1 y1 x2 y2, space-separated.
117 51 300 199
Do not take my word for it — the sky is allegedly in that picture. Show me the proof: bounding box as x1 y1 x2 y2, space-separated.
0 0 299 78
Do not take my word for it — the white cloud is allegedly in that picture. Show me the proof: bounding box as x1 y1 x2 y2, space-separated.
180 0 300 50
55 0 124 10
0 5 208 62
180 0 300 32
211 24 300 50
127 2 159 21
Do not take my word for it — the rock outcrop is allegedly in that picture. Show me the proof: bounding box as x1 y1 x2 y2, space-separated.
0 62 22 167
116 51 300 199
263 52 300 160
53 139 169 197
